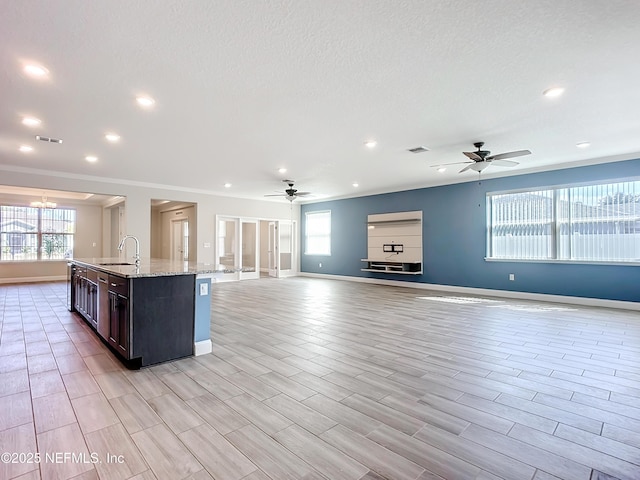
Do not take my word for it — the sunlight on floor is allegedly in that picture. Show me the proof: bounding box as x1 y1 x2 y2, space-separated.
417 295 576 311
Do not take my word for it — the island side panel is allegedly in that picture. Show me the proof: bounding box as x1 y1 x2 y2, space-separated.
194 275 213 356
130 274 195 366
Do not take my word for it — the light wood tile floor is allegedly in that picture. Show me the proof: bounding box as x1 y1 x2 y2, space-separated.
1 278 639 480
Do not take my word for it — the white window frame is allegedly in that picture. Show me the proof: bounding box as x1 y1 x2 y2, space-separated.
0 204 76 262
304 210 331 256
486 178 640 265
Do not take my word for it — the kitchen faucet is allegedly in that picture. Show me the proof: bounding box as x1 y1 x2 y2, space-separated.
118 235 141 266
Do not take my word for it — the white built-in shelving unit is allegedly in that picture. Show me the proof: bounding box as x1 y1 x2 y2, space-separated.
361 210 423 275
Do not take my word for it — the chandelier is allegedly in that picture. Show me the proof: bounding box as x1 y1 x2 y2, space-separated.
31 195 57 209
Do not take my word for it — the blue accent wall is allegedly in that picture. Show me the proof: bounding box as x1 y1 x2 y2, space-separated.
301 158 640 303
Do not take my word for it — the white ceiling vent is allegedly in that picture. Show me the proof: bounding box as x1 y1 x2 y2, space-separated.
407 146 429 153
35 135 63 144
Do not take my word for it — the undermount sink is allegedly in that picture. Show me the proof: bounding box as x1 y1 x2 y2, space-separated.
98 262 135 266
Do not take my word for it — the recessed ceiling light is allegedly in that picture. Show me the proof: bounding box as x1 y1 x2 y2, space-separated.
352 183 359 187
437 167 446 173
105 133 121 142
23 63 49 78
543 87 564 97
85 155 98 163
19 145 33 153
278 168 287 174
224 183 232 188
22 116 41 127
576 142 591 148
365 140 377 148
136 96 155 107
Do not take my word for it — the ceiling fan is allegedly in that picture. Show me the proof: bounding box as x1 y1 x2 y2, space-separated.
264 180 312 202
435 142 531 173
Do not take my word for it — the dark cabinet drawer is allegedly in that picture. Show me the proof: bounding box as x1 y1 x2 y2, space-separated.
108 275 129 296
97 272 109 285
87 268 98 282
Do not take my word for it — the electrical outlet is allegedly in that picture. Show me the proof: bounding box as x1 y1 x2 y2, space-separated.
319 262 322 268
509 273 515 281
199 282 209 296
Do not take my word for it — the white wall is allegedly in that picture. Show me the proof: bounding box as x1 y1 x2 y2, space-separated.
0 169 298 278
74 203 104 258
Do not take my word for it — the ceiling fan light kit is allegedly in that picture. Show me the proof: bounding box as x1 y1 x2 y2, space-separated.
469 162 490 173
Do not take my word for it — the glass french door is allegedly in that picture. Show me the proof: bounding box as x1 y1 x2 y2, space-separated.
218 215 295 281
278 220 295 277
240 220 259 280
268 221 278 277
267 219 296 278
217 217 238 281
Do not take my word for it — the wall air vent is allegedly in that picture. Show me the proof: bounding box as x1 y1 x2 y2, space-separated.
35 135 63 144
407 146 429 153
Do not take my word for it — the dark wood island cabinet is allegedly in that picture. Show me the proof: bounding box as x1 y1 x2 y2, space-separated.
69 258 217 368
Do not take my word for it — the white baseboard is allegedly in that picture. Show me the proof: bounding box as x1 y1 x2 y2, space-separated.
194 339 212 356
298 272 640 311
0 275 67 284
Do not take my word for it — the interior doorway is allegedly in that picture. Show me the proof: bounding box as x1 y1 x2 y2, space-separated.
150 200 197 261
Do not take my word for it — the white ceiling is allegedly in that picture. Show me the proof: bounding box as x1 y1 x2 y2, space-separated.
1 0 639 203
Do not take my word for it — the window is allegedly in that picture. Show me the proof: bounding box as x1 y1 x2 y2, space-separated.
0 205 76 261
305 210 331 255
488 190 554 260
487 180 640 263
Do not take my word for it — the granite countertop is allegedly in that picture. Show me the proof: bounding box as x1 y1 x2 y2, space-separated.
71 257 227 278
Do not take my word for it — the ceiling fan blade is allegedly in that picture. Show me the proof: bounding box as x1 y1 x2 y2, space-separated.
459 163 475 173
295 192 312 196
463 152 483 161
490 159 519 167
264 194 286 197
430 161 473 168
488 149 531 161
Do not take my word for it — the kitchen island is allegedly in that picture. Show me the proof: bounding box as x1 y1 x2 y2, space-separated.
69 258 219 368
